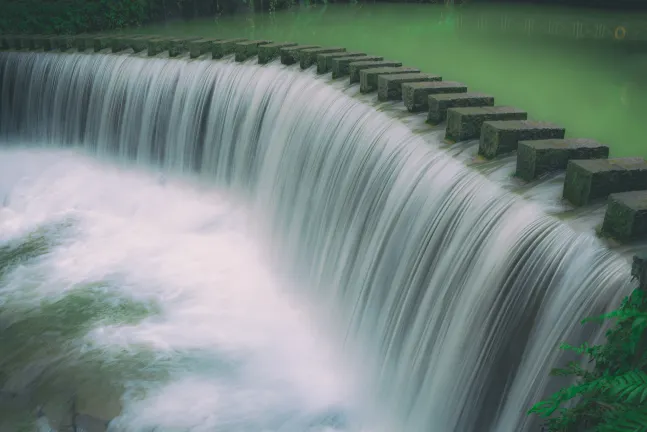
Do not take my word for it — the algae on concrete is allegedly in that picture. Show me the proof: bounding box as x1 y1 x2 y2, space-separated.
235 40 273 62
188 38 221 58
258 42 297 64
563 158 647 206
212 38 248 58
602 191 647 241
359 67 421 93
402 81 467 112
332 55 383 78
427 93 494 124
516 138 609 181
280 45 320 65
479 120 565 159
444 106 527 142
348 60 403 83
377 73 441 101
300 47 345 69
318 51 365 74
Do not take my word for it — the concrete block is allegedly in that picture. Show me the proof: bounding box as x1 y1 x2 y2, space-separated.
235 40 273 62
109 36 132 53
73 34 91 51
515 138 609 181
0 35 14 50
51 35 75 51
42 36 57 51
359 67 421 93
18 35 37 50
349 60 403 83
168 37 201 57
258 42 297 64
32 35 49 50
632 254 647 287
402 81 467 112
378 73 442 101
445 106 527 142
147 37 173 56
602 191 647 242
427 92 494 124
280 45 320 65
188 38 221 58
300 47 345 69
332 55 383 79
129 36 156 53
563 158 647 206
212 38 248 58
93 36 112 52
317 51 365 74
479 120 565 158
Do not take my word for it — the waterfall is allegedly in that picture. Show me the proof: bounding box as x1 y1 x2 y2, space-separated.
0 51 633 431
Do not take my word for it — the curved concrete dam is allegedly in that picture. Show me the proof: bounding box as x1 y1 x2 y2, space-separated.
0 36 641 431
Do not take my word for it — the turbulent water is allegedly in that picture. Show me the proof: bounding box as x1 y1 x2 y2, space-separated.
0 51 635 432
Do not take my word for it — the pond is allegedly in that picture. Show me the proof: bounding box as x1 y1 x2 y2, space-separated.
117 2 647 158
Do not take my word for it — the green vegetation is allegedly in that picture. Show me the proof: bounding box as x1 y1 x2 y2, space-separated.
530 256 647 431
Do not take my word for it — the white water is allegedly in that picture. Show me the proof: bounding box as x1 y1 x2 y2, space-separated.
0 51 635 431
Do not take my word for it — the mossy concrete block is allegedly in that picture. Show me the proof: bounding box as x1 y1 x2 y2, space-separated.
402 81 467 112
445 106 527 142
359 67 420 93
317 51 364 74
332 55 383 79
563 158 647 206
632 254 647 287
188 38 221 59
258 42 297 64
147 38 173 56
280 45 320 65
32 35 49 50
427 92 494 124
51 35 75 51
212 38 247 58
300 47 345 69
378 73 442 102
235 40 273 62
349 60 402 83
515 138 609 181
601 191 647 242
129 36 156 53
0 35 14 50
93 36 112 52
18 35 37 50
109 36 132 53
42 36 57 51
168 37 201 57
479 120 565 159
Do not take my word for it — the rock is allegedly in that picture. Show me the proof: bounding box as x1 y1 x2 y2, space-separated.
317 51 365 74
280 45 320 65
212 38 248 59
359 67 421 93
332 55 383 79
444 106 527 142
300 47 345 69
515 138 609 181
479 120 565 158
602 191 647 242
188 38 221 59
378 73 442 101
348 60 403 83
402 81 467 112
563 158 647 206
235 40 273 62
427 92 494 124
258 42 297 64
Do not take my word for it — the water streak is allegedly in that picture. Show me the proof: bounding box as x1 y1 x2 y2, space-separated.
0 51 633 431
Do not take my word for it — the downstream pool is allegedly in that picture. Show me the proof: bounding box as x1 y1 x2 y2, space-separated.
118 2 647 158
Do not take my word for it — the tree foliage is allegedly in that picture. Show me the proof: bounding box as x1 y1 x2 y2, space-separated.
529 274 647 432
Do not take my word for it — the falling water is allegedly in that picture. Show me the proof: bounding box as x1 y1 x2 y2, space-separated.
0 51 634 431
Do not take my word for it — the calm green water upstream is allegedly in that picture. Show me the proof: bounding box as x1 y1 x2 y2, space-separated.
119 2 647 158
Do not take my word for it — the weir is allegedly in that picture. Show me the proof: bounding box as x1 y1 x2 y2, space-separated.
0 34 644 431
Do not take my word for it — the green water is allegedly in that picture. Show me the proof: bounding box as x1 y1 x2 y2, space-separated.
121 3 647 158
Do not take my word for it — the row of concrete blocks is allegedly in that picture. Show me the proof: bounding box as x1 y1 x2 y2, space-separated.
1 33 646 242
